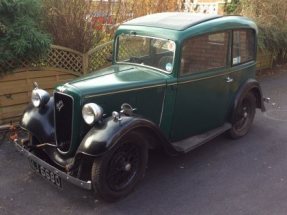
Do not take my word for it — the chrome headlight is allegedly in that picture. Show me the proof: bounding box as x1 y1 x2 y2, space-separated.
31 89 50 108
82 103 103 125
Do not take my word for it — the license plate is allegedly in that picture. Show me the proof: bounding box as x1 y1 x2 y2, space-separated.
29 159 62 188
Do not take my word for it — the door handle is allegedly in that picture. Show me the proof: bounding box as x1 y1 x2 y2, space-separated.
225 76 234 83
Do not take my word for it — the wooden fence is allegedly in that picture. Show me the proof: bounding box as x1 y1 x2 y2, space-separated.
0 41 113 75
0 68 80 125
0 42 113 125
0 41 273 126
256 51 273 70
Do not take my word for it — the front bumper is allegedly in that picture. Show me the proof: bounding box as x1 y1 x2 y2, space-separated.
14 139 92 190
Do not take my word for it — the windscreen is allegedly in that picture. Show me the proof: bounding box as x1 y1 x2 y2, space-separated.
116 34 176 73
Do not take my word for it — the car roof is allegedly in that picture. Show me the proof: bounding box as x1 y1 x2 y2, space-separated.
118 13 258 42
123 12 222 31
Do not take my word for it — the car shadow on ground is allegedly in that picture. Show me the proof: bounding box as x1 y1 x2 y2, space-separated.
48 130 256 212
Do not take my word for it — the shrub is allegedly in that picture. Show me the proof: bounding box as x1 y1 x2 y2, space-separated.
236 0 287 64
0 0 51 73
42 0 102 52
224 0 240 14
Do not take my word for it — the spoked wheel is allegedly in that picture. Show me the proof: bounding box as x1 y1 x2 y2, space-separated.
229 92 256 139
91 131 148 202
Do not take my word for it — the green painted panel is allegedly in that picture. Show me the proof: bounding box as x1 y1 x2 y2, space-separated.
159 77 178 136
171 69 229 141
227 62 257 108
56 65 170 154
83 85 165 125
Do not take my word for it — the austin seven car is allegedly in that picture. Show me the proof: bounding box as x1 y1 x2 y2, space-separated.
15 12 265 202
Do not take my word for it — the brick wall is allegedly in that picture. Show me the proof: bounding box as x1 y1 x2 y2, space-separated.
184 0 226 14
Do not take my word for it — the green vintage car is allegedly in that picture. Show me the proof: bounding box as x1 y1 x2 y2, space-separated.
16 12 265 201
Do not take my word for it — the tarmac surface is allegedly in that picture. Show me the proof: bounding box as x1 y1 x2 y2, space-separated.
1 70 287 215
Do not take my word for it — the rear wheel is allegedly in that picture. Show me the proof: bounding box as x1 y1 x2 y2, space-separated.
91 131 148 202
229 92 256 139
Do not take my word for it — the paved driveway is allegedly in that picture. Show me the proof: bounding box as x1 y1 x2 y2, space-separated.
1 71 287 215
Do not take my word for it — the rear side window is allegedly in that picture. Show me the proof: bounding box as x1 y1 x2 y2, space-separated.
232 29 255 65
180 32 229 75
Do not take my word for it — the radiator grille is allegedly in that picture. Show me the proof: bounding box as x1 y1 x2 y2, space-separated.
54 92 73 152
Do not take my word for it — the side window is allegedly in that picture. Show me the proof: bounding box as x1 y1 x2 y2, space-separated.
232 29 255 65
180 32 229 75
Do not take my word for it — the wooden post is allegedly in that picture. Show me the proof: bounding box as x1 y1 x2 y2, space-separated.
82 53 88 75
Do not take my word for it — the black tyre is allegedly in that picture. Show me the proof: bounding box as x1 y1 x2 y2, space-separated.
229 92 256 139
91 131 148 202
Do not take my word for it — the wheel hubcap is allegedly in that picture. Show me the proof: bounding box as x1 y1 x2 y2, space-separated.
124 163 132 171
234 100 252 130
243 107 248 118
243 112 248 118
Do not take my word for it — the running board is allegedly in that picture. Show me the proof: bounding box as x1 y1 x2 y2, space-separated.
171 123 231 153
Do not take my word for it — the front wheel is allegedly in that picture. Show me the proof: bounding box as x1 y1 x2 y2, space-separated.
91 131 148 202
228 92 256 139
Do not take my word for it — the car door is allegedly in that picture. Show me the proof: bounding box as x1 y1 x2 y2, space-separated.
171 31 231 141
